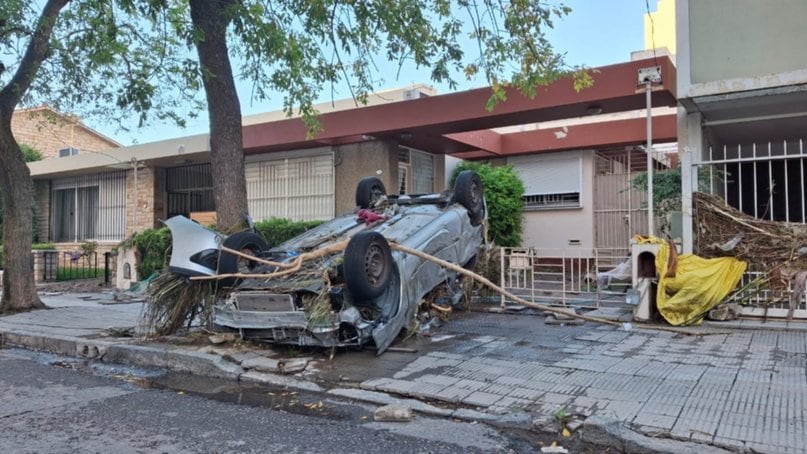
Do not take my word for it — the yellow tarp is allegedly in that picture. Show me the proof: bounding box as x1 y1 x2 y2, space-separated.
634 236 747 326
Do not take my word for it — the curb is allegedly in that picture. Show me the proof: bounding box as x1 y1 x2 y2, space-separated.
0 328 243 380
579 416 733 454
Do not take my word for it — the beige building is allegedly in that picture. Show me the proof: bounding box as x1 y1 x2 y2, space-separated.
27 86 445 256
11 106 120 160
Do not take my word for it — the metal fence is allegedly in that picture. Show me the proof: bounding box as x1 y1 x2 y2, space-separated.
48 251 111 285
727 269 807 318
699 139 807 223
694 139 807 317
499 247 631 309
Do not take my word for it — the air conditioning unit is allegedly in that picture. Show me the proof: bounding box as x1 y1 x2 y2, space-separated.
58 147 80 157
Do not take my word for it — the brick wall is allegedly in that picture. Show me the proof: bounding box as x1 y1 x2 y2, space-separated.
11 108 119 160
125 166 162 236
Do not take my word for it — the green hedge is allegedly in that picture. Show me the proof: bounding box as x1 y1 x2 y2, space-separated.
125 218 322 277
253 218 323 248
451 162 525 247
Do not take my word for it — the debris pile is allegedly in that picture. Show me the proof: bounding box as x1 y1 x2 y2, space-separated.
694 191 807 296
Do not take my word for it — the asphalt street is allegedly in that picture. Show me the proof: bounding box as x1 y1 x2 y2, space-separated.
0 348 529 453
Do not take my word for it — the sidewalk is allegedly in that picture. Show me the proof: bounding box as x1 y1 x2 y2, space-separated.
2 291 806 453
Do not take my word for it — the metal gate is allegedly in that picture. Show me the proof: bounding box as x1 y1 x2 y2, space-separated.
499 247 632 309
593 150 649 253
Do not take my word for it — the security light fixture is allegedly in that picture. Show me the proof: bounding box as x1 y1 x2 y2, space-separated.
638 66 662 85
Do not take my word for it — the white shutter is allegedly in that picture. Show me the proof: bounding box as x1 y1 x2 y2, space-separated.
509 152 582 196
246 153 334 221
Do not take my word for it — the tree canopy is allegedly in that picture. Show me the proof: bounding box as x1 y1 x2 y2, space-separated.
0 0 590 311
216 0 591 133
0 0 199 312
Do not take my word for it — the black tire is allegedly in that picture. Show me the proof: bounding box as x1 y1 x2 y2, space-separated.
343 231 393 301
217 231 269 287
453 170 485 225
356 177 387 209
463 254 478 271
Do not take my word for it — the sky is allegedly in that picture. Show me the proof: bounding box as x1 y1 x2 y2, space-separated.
90 0 658 146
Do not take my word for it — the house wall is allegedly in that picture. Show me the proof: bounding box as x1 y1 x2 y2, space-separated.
519 151 595 254
683 0 807 94
333 140 398 214
11 109 118 160
125 166 163 236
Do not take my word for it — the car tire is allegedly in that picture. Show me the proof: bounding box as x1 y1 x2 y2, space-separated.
217 231 269 287
463 254 478 271
355 177 387 209
344 231 393 301
453 170 485 225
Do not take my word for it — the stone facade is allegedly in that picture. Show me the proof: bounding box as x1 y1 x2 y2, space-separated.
125 166 165 236
11 107 119 160
333 140 399 215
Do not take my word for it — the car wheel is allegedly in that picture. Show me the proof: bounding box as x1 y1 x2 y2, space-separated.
344 231 393 301
217 231 269 287
453 170 485 225
355 177 387 209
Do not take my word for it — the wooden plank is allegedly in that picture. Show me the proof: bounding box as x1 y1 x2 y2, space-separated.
190 211 217 226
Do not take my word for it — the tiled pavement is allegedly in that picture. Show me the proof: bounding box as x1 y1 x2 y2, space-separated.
360 316 807 453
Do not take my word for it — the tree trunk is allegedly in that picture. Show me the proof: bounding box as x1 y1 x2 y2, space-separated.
0 120 44 312
189 0 250 231
0 0 69 313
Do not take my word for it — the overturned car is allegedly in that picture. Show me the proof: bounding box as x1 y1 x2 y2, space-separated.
166 170 486 354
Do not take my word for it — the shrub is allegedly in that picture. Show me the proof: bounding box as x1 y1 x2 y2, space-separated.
253 218 323 248
127 227 172 278
451 162 525 247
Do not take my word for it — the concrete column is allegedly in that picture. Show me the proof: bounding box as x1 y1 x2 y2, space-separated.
680 111 704 254
31 250 48 283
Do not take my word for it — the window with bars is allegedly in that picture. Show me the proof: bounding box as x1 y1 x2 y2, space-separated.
165 163 215 218
523 192 581 210
50 172 126 242
398 147 434 194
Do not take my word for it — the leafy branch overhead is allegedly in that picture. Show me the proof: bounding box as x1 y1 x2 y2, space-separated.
226 0 593 135
1 0 202 130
